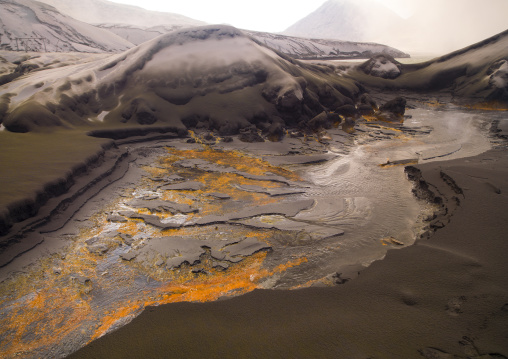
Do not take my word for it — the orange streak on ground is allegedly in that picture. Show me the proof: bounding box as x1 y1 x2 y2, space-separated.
290 278 327 289
463 101 508 111
0 144 307 358
0 276 93 357
419 100 447 108
367 124 403 133
363 115 379 122
160 191 195 206
91 302 141 340
140 165 169 178
118 219 144 237
165 147 301 181
418 100 508 111
26 291 46 309
379 160 419 168
89 254 308 341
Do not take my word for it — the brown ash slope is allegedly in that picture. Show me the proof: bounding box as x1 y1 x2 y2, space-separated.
353 29 508 103
1 25 361 136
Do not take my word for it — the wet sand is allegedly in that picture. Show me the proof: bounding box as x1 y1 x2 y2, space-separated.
67 147 508 359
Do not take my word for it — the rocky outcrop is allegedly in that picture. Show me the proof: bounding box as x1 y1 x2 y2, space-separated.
359 93 377 109
306 111 341 131
353 30 508 105
3 102 62 133
487 59 508 101
358 54 402 79
335 105 358 118
404 164 465 239
379 97 406 117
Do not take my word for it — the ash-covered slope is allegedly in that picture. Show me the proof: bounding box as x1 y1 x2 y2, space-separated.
1 25 360 136
37 0 205 28
284 0 404 43
353 29 508 103
0 0 134 53
97 24 177 46
247 31 408 59
93 24 409 59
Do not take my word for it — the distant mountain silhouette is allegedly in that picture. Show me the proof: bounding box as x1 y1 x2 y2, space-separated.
284 0 508 55
283 0 404 42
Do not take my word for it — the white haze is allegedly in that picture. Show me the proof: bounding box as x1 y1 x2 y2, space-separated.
377 0 508 55
282 0 508 55
73 0 508 55
104 0 416 32
106 0 320 33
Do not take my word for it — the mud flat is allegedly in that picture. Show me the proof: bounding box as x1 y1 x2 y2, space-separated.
67 145 508 359
0 129 356 358
1 104 506 358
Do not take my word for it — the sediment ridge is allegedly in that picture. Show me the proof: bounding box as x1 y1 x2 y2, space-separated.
0 141 136 267
0 141 113 237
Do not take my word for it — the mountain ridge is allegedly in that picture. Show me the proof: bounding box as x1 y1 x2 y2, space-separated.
0 0 134 52
94 23 409 59
2 0 409 58
37 0 205 28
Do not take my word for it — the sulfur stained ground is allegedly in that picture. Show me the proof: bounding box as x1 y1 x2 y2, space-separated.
0 146 309 359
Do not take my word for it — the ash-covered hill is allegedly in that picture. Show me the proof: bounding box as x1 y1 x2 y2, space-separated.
0 25 361 136
97 24 179 46
246 31 408 60
26 0 407 59
94 24 409 59
37 0 205 28
353 29 508 103
0 0 134 53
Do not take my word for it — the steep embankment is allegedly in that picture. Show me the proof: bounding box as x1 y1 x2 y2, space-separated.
353 29 508 103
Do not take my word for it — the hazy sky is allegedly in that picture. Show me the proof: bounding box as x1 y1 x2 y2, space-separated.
105 0 508 55
107 0 415 32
